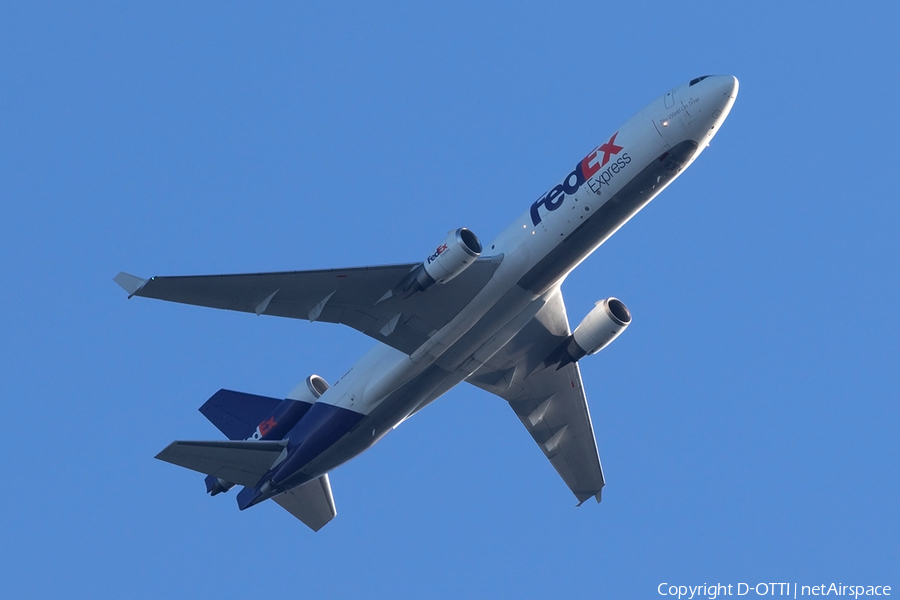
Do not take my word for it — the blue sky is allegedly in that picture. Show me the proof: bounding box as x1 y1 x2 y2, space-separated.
2 2 898 598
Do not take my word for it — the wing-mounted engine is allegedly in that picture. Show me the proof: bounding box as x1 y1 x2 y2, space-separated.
394 228 483 296
423 228 483 284
557 297 631 368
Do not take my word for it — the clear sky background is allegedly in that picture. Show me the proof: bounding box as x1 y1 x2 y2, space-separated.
2 2 898 598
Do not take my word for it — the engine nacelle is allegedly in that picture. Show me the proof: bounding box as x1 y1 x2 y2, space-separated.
286 374 330 404
394 228 483 297
249 374 330 440
421 228 482 285
206 477 236 496
565 297 631 362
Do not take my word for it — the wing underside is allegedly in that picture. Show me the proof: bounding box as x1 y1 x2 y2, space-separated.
466 290 605 504
116 257 501 355
123 260 603 503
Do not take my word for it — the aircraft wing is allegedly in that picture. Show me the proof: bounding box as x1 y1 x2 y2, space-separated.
465 290 605 504
115 256 501 355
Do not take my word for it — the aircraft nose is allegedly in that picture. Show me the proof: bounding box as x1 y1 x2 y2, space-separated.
712 74 739 101
699 74 738 126
675 75 738 145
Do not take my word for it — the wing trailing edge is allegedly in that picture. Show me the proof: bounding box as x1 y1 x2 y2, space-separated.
465 289 606 504
112 258 501 355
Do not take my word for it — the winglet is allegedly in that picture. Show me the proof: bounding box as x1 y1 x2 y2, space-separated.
575 488 603 507
113 272 148 298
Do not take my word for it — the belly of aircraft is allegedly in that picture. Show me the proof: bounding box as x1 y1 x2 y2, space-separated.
277 363 456 488
278 140 700 491
518 139 699 294
280 285 545 488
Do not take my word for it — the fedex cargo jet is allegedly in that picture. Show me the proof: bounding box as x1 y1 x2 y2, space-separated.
116 75 738 531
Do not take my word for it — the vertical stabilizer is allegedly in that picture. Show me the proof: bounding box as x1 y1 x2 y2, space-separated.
199 390 284 440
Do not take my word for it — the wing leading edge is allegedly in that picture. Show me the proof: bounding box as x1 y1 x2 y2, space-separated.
466 289 605 504
115 257 501 355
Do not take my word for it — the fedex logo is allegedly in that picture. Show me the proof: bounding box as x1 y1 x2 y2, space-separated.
530 132 626 226
427 244 448 264
248 416 277 441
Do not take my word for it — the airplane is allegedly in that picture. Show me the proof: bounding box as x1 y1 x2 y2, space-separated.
115 75 738 531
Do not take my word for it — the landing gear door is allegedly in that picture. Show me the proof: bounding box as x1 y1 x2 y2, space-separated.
664 89 675 109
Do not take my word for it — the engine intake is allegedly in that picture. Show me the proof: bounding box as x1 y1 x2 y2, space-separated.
398 228 482 295
422 227 482 284
286 374 330 404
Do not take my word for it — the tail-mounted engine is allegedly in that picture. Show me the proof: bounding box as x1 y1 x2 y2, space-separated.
286 374 330 404
397 228 483 296
246 374 330 442
557 298 631 368
205 374 329 496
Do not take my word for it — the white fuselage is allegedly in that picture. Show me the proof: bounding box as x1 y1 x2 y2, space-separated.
277 75 739 490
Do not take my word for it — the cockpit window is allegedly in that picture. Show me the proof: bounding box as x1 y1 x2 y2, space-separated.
689 76 710 86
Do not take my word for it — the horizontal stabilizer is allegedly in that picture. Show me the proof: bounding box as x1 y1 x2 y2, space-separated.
272 474 337 532
155 440 287 487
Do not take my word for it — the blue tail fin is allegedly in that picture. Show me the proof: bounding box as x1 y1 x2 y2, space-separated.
199 390 283 441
